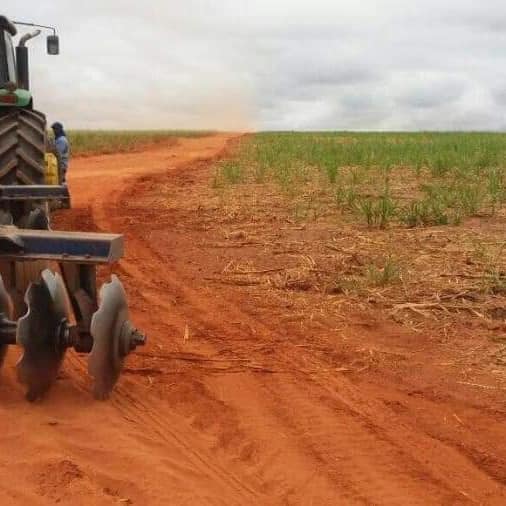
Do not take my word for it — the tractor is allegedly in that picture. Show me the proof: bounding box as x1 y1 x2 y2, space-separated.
0 15 146 401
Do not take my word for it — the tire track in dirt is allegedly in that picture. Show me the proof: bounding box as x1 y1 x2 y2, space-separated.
61 348 260 503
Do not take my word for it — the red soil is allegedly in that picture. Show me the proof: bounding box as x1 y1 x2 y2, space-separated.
1 133 506 504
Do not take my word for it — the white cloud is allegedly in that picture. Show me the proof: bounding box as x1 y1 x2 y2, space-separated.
3 1 506 130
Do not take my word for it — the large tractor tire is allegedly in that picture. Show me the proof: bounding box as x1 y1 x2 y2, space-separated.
0 109 50 316
0 108 46 185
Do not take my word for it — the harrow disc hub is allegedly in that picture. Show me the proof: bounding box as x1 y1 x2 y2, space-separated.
89 275 146 400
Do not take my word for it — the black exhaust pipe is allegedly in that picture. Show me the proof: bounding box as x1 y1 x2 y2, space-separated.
16 46 29 90
16 30 41 91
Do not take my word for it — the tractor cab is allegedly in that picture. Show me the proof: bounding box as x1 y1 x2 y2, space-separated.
0 16 17 87
0 15 59 106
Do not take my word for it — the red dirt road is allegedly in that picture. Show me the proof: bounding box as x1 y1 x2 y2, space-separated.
2 134 506 505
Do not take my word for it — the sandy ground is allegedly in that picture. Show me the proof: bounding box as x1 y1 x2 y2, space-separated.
1 134 506 505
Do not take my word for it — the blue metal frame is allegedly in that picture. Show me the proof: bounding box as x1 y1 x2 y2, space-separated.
0 228 124 263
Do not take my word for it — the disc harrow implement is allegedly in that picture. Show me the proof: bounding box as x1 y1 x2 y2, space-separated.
0 198 146 401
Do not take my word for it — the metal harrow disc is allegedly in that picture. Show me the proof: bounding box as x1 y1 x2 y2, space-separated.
0 275 13 369
16 270 70 401
89 276 129 400
89 275 145 400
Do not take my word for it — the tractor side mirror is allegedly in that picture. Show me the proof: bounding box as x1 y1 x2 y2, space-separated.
47 35 59 55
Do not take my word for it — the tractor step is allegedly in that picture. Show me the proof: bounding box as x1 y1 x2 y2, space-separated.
0 184 70 201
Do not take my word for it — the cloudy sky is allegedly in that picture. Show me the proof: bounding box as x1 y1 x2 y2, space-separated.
3 1 506 130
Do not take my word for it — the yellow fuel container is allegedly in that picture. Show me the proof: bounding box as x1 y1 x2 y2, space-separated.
44 153 59 185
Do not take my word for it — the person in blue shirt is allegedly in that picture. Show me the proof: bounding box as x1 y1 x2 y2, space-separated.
51 122 70 185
